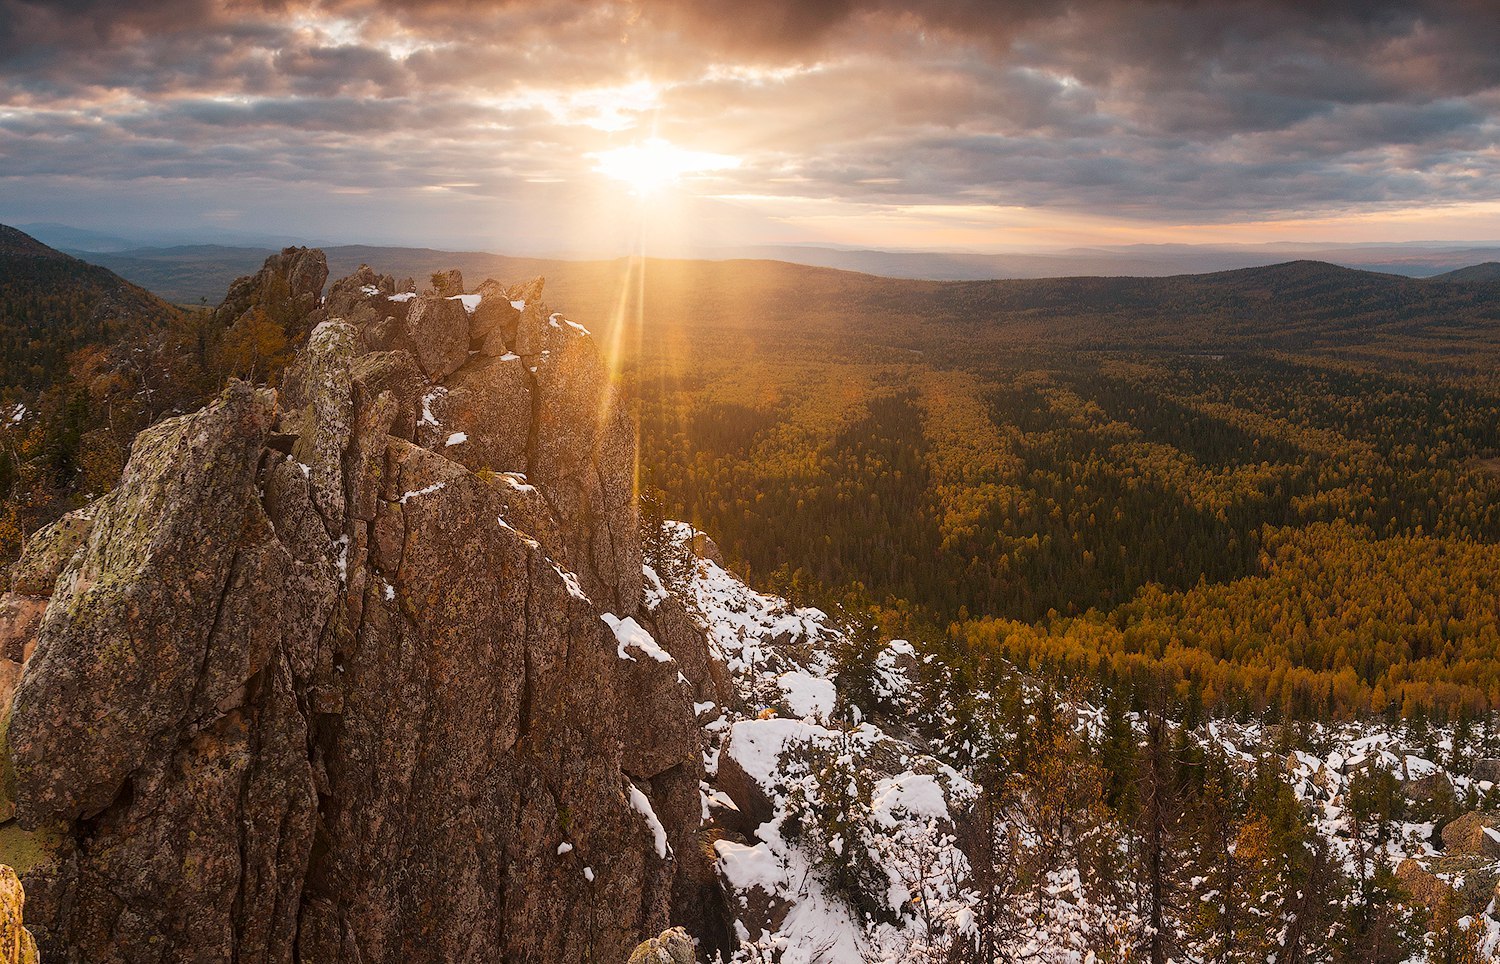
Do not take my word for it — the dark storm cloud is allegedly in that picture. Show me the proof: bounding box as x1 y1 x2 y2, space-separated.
2 0 1500 232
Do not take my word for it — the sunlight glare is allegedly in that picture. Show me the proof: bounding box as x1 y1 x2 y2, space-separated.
591 138 742 195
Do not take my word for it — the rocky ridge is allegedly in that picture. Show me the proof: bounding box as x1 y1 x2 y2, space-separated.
0 252 730 962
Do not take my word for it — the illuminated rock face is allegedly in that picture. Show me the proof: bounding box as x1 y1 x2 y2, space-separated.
0 865 37 964
0 256 723 963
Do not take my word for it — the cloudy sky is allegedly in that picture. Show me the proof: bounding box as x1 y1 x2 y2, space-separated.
2 0 1500 253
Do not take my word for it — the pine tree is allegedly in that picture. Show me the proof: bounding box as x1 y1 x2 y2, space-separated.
1135 705 1181 964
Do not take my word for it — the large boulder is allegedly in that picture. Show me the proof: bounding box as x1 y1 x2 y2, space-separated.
1441 811 1500 857
529 319 641 612
507 276 545 306
284 320 357 534
1397 854 1497 917
0 866 37 964
8 383 281 824
8 506 96 597
691 530 725 566
1473 759 1500 785
1404 769 1455 808
0 595 45 727
645 591 733 710
514 302 550 360
715 725 780 834
324 263 396 321
1396 857 1448 906
402 295 470 380
470 279 521 356
428 268 464 298
607 615 700 781
628 927 697 964
351 350 426 442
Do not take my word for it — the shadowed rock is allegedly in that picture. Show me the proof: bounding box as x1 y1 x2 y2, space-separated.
470 279 521 356
214 247 328 335
402 295 470 380
428 268 464 298
324 264 396 322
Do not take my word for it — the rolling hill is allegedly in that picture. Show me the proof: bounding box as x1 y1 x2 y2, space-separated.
1429 261 1500 284
0 225 180 393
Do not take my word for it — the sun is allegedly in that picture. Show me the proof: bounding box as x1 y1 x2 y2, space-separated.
591 138 741 195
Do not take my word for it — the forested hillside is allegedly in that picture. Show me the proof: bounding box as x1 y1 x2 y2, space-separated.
0 225 180 392
0 226 209 554
0 226 304 560
603 260 1500 719
8 228 1500 719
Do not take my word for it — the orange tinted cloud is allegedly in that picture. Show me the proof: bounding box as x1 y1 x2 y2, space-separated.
2 0 1499 248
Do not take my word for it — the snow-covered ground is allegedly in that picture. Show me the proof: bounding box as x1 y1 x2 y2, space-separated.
653 525 977 961
656 522 1500 962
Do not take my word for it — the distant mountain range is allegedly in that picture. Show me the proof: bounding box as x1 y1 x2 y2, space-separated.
722 242 1500 282
17 222 313 254
18 219 1500 304
5 218 1495 382
57 244 563 305
52 240 1500 307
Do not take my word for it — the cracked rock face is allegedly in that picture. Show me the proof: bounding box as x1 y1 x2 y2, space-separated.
0 263 715 962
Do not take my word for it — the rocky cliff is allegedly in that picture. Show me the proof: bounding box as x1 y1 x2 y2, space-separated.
0 253 730 962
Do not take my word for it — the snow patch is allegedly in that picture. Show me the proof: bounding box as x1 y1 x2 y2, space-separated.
870 773 951 827
448 293 481 314
419 387 446 427
500 472 537 494
627 784 671 858
552 564 591 603
399 481 446 505
602 613 673 663
776 672 837 721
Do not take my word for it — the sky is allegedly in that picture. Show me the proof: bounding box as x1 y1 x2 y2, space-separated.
2 0 1500 254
